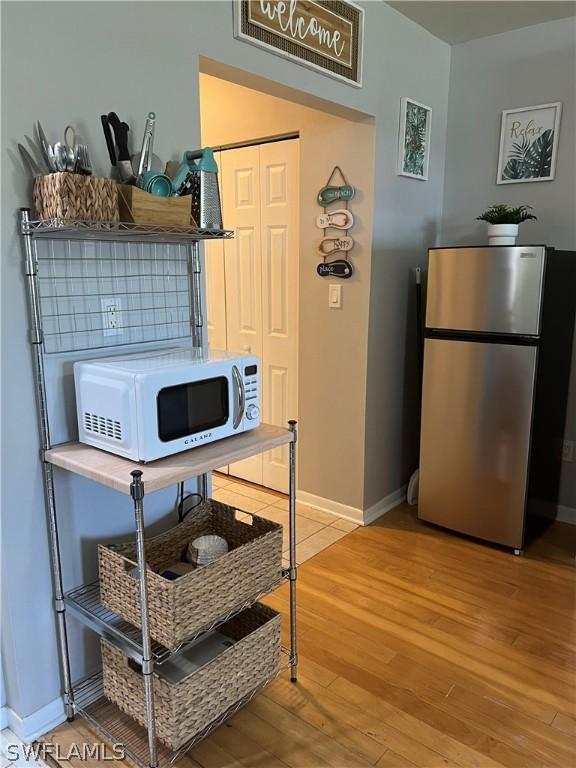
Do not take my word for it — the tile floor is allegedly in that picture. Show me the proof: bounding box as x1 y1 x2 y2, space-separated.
211 472 359 566
0 728 47 768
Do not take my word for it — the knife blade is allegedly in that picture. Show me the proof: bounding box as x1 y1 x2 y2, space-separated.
25 135 49 174
36 121 55 172
18 143 42 177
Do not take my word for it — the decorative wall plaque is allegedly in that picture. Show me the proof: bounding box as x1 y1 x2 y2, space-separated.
234 1 364 86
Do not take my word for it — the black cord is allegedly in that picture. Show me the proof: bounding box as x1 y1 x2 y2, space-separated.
177 481 203 522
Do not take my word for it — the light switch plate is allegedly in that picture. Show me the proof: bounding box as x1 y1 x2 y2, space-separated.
328 284 342 309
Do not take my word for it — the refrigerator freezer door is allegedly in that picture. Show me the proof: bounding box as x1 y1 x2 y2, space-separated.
427 247 545 336
418 337 537 548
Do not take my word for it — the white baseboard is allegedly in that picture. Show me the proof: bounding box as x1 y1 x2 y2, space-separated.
297 485 406 526
297 490 363 523
4 697 65 744
363 485 407 525
557 504 576 525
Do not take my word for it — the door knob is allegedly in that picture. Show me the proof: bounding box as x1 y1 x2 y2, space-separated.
243 345 252 353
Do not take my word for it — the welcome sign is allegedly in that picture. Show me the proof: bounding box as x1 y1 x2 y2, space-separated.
234 1 364 86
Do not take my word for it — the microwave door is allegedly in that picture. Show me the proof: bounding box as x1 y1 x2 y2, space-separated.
231 365 245 429
156 375 231 443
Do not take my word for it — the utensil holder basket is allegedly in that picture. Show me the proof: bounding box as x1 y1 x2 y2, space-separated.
99 499 283 649
101 603 281 750
33 173 119 223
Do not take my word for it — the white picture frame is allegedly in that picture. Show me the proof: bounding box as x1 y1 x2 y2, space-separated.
397 97 432 181
496 102 562 184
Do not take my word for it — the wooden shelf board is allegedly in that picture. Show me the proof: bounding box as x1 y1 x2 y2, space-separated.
45 424 293 495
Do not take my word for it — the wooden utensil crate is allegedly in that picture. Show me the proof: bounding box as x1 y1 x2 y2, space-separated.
101 603 281 750
33 173 118 222
118 184 193 226
99 499 283 650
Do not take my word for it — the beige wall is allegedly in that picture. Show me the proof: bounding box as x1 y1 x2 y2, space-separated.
200 73 376 509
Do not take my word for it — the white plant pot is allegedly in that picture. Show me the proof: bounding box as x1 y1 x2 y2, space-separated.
487 223 519 246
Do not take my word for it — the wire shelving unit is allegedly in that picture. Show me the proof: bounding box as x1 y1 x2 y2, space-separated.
20 210 298 768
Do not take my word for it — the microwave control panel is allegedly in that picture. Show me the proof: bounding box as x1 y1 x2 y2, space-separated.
244 364 260 421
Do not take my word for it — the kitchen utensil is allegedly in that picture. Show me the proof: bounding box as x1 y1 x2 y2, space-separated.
317 259 354 278
171 153 198 196
36 121 56 172
100 114 117 166
317 184 355 205
317 236 354 256
137 170 173 197
186 534 229 567
185 148 223 229
131 151 162 176
316 209 354 230
75 144 92 176
24 135 49 174
53 143 68 172
136 111 156 182
18 143 42 177
63 126 77 171
82 145 91 175
107 112 134 182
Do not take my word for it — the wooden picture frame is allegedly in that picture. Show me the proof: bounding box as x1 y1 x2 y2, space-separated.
233 0 364 87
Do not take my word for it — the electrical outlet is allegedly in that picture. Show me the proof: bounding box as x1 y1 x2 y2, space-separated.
562 439 574 463
101 297 123 336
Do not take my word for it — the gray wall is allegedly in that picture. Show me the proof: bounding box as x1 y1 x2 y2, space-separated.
441 18 576 508
1 1 449 728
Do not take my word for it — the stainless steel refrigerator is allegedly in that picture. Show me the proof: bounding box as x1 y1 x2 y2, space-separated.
418 245 576 551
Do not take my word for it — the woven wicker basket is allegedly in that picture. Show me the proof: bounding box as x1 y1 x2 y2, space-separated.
99 500 283 649
101 603 281 750
33 173 118 222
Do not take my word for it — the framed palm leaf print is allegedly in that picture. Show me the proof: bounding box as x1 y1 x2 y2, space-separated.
397 97 432 181
497 102 562 184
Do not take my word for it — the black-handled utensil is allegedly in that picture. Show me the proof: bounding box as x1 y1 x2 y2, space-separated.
100 114 116 166
107 112 130 161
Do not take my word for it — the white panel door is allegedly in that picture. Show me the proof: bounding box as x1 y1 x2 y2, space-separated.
222 146 264 483
206 140 299 490
260 139 299 492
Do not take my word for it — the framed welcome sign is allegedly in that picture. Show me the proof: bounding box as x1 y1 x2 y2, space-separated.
233 0 364 86
497 102 562 184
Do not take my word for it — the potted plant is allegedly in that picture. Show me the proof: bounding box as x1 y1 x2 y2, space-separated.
476 204 537 245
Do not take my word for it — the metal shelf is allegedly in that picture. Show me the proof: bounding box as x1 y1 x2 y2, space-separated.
22 218 234 244
66 576 288 668
73 652 290 768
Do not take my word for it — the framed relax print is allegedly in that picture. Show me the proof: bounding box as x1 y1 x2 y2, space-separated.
233 0 364 87
497 102 562 184
397 97 432 181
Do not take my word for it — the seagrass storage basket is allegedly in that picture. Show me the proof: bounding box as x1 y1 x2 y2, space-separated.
99 499 283 649
33 172 118 222
101 603 281 750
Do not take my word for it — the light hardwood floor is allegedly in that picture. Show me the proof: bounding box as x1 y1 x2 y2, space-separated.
42 505 576 768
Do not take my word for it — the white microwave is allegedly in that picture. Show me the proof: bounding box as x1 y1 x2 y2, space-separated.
74 347 260 462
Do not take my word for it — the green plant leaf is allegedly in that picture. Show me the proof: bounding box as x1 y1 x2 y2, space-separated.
523 129 554 178
508 136 531 162
502 158 528 181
